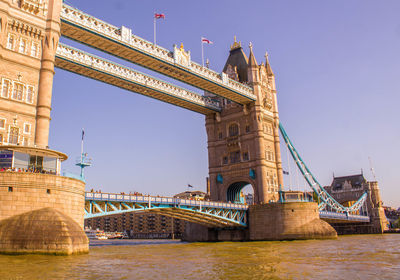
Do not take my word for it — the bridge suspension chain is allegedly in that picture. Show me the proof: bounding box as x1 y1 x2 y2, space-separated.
279 123 368 214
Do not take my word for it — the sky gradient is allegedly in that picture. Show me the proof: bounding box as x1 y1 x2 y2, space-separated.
51 0 400 207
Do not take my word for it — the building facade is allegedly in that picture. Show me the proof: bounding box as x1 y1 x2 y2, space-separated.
85 212 186 239
324 174 389 234
206 38 283 204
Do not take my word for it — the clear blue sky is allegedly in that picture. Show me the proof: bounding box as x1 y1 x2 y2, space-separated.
51 0 400 207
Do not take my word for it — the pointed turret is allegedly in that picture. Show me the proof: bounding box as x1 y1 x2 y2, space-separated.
223 36 248 82
248 42 258 69
265 51 274 76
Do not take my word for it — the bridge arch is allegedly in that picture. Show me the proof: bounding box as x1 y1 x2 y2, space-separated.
222 177 257 204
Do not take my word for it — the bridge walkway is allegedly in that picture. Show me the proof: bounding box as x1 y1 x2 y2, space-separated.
55 43 221 114
60 4 256 104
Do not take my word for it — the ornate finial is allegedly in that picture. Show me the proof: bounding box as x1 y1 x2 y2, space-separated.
264 51 269 60
206 58 210 68
230 36 241 50
180 43 184 50
249 42 253 51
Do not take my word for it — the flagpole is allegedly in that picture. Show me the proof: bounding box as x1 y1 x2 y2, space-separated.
201 38 204 67
153 15 156 45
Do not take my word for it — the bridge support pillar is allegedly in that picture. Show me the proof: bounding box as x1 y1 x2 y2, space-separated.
183 202 337 242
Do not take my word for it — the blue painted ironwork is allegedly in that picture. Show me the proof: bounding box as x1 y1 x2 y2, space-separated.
279 122 368 215
85 192 248 227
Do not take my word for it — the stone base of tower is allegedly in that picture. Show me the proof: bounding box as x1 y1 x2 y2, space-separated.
182 202 337 242
248 202 337 240
0 172 88 255
0 208 88 255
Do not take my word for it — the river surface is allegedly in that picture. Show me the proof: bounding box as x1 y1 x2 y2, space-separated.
0 234 399 279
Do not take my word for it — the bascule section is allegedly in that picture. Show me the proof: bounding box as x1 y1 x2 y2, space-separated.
206 39 283 205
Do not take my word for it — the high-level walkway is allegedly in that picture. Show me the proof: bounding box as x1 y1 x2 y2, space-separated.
55 43 221 114
60 4 255 104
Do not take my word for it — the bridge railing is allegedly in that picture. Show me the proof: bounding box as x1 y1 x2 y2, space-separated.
60 4 254 100
85 192 248 210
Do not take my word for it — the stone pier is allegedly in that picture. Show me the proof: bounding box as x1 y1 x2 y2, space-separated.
183 202 337 242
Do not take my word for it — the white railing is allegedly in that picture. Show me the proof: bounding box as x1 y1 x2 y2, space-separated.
60 4 255 99
56 43 221 111
85 192 249 210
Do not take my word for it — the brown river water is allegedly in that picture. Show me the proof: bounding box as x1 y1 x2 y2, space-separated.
0 234 399 280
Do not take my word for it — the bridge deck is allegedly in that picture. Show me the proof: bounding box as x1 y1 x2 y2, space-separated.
55 43 221 114
60 4 256 104
85 192 248 228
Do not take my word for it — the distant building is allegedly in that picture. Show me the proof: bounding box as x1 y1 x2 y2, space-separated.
383 206 400 228
85 212 185 239
324 173 389 233
174 190 207 200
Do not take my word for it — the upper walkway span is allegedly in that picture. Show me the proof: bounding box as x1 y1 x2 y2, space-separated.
60 4 256 104
55 43 221 114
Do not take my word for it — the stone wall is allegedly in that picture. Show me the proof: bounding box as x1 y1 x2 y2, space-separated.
183 202 337 242
0 172 86 227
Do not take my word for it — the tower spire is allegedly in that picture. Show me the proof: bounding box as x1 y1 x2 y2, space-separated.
248 42 258 68
265 51 274 76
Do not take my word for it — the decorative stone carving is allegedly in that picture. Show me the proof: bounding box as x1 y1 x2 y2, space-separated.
173 43 191 68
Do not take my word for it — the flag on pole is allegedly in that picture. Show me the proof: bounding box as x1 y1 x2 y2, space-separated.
154 13 165 19
82 128 85 141
201 37 213 44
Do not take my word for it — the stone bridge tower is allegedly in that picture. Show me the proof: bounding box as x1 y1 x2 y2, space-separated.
0 0 61 148
206 38 283 204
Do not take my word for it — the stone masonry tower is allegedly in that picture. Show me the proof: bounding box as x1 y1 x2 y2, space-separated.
0 0 61 148
206 38 283 204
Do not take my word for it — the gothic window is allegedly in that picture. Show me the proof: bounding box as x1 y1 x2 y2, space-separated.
245 125 250 133
228 123 239 137
243 152 249 161
8 127 19 144
24 123 31 134
12 82 23 101
0 134 3 143
19 38 27 54
0 119 5 129
230 151 241 163
218 131 223 140
1 79 10 98
22 137 28 146
223 156 228 164
26 86 34 103
31 42 39 57
7 34 15 50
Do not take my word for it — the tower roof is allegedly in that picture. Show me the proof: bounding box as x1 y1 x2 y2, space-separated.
223 37 249 83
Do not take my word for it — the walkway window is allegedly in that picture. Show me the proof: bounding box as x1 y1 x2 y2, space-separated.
1 79 10 98
8 127 19 144
228 123 239 137
12 82 23 101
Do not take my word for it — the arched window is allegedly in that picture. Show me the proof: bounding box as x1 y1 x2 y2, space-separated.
228 123 239 137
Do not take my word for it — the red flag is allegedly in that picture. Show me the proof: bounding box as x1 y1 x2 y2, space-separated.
154 13 165 19
201 37 213 44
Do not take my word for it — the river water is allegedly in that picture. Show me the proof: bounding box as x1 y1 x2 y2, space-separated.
0 234 399 279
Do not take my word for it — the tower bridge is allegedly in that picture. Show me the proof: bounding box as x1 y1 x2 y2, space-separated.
0 0 388 254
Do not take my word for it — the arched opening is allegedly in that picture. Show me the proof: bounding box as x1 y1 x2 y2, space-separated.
226 181 254 204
